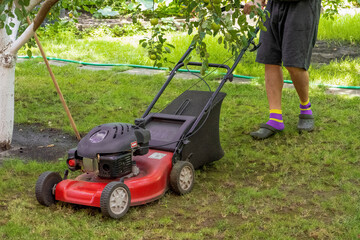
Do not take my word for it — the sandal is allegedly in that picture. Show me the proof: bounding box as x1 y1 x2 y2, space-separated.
298 114 314 132
250 123 283 140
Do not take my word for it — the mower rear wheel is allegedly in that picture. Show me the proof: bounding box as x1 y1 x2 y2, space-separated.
100 182 131 219
35 171 62 206
170 161 195 195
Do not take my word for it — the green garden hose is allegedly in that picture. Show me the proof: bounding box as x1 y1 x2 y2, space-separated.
18 56 360 90
19 55 255 79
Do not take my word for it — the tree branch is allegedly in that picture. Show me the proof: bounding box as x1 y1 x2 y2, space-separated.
8 23 34 55
33 0 59 31
8 0 59 55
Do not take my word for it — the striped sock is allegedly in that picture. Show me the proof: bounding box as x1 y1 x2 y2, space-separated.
266 109 284 130
300 99 313 115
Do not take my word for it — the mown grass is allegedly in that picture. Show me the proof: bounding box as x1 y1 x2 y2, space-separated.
18 14 360 87
1 61 360 239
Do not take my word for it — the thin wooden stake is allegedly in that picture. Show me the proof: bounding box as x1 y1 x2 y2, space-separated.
26 17 81 141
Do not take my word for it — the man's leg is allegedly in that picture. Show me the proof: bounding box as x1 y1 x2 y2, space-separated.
250 64 284 140
266 64 284 110
285 67 309 103
286 66 314 131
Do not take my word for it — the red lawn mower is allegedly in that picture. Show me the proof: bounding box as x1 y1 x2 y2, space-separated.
35 23 260 219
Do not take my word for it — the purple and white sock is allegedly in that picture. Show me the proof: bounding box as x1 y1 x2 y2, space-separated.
300 99 313 115
266 109 284 130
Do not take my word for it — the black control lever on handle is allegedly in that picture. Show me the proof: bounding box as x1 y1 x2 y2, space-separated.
250 41 261 52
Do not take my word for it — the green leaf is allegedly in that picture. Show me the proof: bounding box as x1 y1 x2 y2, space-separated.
218 36 223 44
8 11 14 18
9 22 15 27
83 6 90 12
27 49 32 58
237 14 246 26
159 35 165 43
14 8 23 19
201 63 207 75
5 24 12 35
164 47 171 53
184 56 191 67
241 35 248 46
95 6 119 18
250 11 255 19
233 9 239 19
0 4 5 14
259 21 267 32
188 27 193 35
21 5 27 17
201 21 208 29
0 14 6 21
199 31 206 40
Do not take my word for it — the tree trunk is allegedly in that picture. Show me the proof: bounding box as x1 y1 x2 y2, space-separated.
0 3 17 151
0 54 16 150
0 0 60 150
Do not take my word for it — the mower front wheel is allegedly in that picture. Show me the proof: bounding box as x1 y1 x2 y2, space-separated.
35 171 62 206
170 161 195 195
100 182 131 219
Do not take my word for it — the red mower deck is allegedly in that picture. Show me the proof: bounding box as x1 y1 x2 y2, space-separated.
55 149 173 207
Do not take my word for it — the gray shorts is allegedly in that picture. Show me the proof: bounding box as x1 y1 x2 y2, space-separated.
255 0 321 70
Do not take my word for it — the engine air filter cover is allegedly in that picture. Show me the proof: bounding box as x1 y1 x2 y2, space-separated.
98 153 133 178
77 123 137 158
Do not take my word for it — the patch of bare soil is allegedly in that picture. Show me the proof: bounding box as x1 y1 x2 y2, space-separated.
75 12 137 30
0 124 78 163
312 40 360 64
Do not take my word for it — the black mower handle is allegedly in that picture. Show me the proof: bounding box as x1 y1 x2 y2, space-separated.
173 62 234 82
142 26 260 119
182 62 230 71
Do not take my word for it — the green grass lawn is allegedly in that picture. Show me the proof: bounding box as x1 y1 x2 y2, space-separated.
2 12 360 239
18 14 360 87
317 13 360 44
0 60 360 239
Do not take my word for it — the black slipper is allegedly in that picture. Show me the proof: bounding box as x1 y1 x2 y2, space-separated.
298 114 314 132
250 123 283 140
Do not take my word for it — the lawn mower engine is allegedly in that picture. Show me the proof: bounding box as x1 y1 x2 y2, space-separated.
67 118 150 179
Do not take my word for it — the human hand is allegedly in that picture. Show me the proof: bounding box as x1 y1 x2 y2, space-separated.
243 0 265 15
